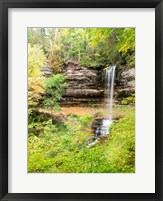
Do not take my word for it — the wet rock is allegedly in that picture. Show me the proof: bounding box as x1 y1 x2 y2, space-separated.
91 119 103 132
91 118 112 137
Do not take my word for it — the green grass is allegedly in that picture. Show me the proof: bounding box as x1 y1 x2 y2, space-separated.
28 106 135 173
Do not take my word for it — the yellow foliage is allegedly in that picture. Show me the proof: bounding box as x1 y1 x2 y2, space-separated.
28 44 46 77
28 77 45 107
28 44 46 108
48 49 62 73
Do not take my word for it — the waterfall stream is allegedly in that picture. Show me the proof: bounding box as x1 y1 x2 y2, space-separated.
88 65 116 147
105 65 116 121
95 65 116 137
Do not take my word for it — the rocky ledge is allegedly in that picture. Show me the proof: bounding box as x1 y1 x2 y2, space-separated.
61 61 104 105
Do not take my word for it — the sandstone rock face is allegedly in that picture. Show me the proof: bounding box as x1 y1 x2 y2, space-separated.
64 89 103 97
115 67 135 102
121 68 135 80
61 61 104 105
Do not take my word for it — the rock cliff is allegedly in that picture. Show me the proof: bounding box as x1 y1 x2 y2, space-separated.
115 67 135 103
61 61 104 105
41 61 135 105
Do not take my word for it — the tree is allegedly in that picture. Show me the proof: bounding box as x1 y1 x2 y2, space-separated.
28 44 46 113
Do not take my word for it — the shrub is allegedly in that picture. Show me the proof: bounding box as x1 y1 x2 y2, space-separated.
43 74 68 110
121 93 135 105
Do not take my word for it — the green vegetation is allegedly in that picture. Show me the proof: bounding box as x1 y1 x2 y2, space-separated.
43 74 68 110
121 94 135 105
28 107 135 173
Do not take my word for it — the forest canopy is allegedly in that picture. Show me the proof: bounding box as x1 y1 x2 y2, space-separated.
28 28 135 72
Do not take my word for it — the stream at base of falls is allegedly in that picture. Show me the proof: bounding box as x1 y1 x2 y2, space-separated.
87 118 113 147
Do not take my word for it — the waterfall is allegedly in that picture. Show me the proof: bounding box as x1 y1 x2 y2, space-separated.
94 65 116 137
88 65 116 146
105 65 116 120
